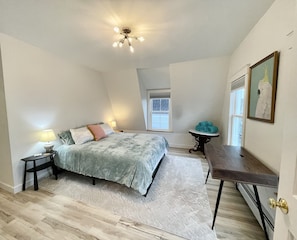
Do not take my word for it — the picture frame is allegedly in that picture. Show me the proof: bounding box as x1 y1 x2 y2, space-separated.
247 51 280 123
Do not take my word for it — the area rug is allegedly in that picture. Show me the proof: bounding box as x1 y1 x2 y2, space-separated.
39 154 217 240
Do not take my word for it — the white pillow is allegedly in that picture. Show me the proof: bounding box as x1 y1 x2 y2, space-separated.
70 127 94 144
100 123 114 135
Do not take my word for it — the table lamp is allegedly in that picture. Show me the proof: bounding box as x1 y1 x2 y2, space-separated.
110 120 117 130
40 129 56 153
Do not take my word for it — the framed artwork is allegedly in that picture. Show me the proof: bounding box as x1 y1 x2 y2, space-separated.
247 51 280 123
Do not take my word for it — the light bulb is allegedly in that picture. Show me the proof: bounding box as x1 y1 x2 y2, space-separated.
119 42 123 48
112 42 118 48
138 36 144 42
129 46 134 53
128 37 133 42
114 26 120 33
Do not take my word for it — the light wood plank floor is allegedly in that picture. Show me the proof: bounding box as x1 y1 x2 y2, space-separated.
0 188 185 240
0 147 266 240
169 147 266 240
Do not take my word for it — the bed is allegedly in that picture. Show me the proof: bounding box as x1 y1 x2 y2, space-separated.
55 129 168 195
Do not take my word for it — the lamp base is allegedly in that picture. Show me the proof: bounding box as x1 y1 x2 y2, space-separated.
44 144 54 153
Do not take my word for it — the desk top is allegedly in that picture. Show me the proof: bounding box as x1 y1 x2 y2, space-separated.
204 143 278 187
189 129 220 137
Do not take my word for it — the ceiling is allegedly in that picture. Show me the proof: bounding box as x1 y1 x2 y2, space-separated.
0 0 275 72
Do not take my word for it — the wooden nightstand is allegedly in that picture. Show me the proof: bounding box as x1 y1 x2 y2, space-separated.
21 152 57 191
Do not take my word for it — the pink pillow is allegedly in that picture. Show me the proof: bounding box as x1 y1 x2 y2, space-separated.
87 124 106 141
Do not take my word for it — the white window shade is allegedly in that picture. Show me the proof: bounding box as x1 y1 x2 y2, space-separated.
231 75 245 90
149 91 170 98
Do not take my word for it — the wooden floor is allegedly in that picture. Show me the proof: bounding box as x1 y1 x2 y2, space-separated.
169 148 266 240
0 188 185 240
0 147 266 240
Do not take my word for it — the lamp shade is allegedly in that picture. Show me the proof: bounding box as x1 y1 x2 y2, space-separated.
40 129 56 142
110 120 117 129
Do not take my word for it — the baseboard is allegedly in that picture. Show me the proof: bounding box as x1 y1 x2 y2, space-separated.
169 143 193 149
0 171 51 194
238 183 275 240
122 130 194 150
0 181 14 193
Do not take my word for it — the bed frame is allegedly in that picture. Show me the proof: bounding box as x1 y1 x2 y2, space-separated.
54 153 165 197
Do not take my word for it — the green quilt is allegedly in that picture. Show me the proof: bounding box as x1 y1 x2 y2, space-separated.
55 132 168 195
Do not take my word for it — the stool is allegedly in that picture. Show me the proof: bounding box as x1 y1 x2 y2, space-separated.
188 129 219 154
188 129 219 184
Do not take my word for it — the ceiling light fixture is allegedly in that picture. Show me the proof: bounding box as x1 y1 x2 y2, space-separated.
112 27 144 53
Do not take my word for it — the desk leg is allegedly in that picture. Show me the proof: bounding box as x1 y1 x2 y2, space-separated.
22 161 27 191
212 180 224 229
205 169 210 184
33 160 38 191
253 185 269 240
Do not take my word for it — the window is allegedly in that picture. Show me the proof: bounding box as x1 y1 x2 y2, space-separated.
229 76 245 146
147 90 171 131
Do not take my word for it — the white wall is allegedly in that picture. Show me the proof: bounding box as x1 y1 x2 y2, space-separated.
137 66 171 129
0 48 14 191
103 57 229 148
221 0 296 173
137 67 171 90
102 69 146 131
170 56 230 133
0 33 114 192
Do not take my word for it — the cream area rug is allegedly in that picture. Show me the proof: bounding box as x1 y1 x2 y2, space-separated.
39 154 217 240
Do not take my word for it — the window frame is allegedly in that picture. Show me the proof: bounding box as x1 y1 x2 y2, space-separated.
147 89 172 132
229 87 244 146
228 74 246 146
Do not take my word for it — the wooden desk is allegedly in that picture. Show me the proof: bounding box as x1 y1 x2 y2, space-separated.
204 143 278 240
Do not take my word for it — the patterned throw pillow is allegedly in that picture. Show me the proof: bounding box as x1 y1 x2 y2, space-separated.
58 130 75 145
70 127 94 144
